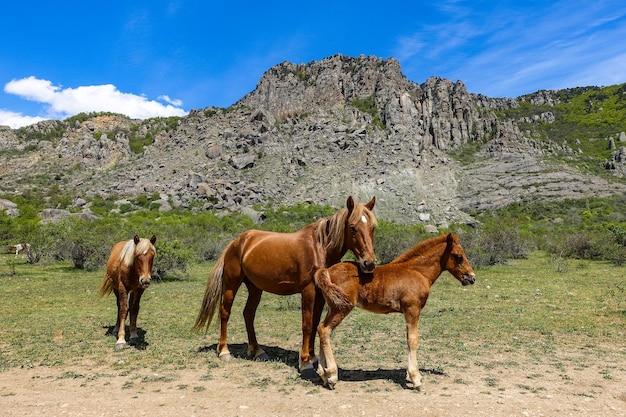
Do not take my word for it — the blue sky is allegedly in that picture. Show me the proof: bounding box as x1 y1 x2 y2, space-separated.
1 1 625 128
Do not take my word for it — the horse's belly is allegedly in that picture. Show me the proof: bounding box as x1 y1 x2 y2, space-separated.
244 267 310 295
357 300 398 314
357 290 402 314
247 275 305 295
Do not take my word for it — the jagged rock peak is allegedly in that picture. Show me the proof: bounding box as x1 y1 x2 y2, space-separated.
239 54 419 119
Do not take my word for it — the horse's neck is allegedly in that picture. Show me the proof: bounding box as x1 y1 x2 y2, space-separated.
310 221 347 267
296 223 346 267
407 248 445 285
324 247 346 267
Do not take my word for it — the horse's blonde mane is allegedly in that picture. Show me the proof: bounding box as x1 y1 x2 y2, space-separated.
119 238 155 267
391 234 451 264
315 203 377 253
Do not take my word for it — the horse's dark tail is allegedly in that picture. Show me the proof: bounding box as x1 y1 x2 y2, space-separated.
193 248 227 333
314 268 352 310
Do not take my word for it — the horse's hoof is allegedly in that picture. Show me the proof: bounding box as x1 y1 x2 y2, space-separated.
300 361 314 372
253 352 269 362
407 380 423 391
115 342 126 350
218 352 232 362
300 366 320 382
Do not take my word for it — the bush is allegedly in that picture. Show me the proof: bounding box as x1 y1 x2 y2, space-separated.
561 233 599 259
44 218 119 270
460 227 529 269
373 221 428 264
152 239 194 280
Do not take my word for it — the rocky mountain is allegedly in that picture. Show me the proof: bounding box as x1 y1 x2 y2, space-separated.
1 54 625 225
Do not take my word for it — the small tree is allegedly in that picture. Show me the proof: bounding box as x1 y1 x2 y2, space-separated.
152 239 194 280
44 217 118 270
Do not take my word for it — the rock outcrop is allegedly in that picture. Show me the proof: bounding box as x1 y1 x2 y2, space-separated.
1 54 625 225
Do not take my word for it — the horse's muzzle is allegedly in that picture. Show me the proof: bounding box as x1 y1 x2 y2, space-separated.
359 259 377 273
461 273 476 286
140 278 151 288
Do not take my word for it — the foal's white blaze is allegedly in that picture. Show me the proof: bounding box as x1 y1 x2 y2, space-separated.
361 215 367 224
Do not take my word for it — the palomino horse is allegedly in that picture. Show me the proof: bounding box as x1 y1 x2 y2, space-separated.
314 233 476 390
194 196 377 372
99 235 157 349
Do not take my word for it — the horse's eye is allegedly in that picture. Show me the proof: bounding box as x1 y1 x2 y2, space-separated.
350 226 357 235
455 255 464 263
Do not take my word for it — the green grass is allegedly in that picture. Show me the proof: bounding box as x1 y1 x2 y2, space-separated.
0 252 624 379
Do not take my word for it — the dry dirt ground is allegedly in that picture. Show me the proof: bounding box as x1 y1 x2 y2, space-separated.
2 350 625 417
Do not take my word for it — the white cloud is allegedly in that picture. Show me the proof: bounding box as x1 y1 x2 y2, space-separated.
2 76 187 128
158 94 183 106
0 109 47 129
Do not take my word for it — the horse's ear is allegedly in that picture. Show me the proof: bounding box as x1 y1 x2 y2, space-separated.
446 233 454 244
365 196 376 211
134 235 140 245
150 235 157 244
346 196 355 213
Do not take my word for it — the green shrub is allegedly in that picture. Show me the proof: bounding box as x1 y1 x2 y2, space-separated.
152 239 194 280
349 96 385 129
44 218 119 270
460 226 529 269
262 202 334 232
373 221 428 264
4 191 626 270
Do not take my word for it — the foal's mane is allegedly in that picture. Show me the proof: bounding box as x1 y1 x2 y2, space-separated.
119 238 155 267
315 203 377 253
391 234 451 264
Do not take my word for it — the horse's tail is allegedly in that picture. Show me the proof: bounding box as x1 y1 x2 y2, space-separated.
99 273 114 296
193 248 227 333
314 268 352 310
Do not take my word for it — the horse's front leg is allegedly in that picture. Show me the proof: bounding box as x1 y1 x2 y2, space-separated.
299 283 319 372
114 288 129 349
243 282 267 361
128 289 144 344
308 290 325 365
404 311 423 390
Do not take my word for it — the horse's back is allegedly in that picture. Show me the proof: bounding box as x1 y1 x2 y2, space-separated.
325 262 363 303
327 262 361 287
328 260 428 313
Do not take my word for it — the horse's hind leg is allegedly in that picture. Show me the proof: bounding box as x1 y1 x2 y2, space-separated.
114 289 129 349
317 305 350 389
111 290 121 336
243 282 268 361
217 281 241 361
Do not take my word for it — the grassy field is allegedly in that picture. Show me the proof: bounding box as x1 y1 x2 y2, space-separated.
0 251 624 387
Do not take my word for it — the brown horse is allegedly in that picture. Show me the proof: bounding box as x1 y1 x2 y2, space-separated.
194 196 377 371
314 233 475 390
99 235 157 349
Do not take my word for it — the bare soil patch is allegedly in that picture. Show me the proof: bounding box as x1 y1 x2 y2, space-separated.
2 348 625 417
